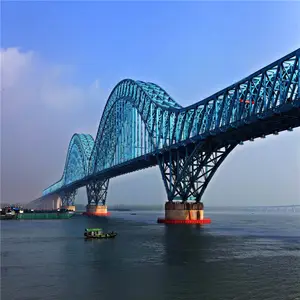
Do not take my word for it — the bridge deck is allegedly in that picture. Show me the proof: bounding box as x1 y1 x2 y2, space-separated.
42 49 300 198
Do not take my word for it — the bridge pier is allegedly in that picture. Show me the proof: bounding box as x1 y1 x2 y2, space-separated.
157 141 236 224
158 201 211 224
32 195 61 210
84 204 110 216
84 179 110 217
60 190 77 211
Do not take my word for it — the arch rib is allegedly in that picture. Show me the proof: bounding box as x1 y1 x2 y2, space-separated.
42 133 94 195
90 79 183 175
42 48 300 206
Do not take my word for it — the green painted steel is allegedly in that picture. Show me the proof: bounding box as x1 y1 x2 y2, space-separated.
85 228 103 232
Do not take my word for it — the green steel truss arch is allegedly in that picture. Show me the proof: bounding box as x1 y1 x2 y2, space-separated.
42 48 300 204
43 133 94 195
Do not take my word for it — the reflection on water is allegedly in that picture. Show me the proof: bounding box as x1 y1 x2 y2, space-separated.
1 210 300 300
163 224 210 265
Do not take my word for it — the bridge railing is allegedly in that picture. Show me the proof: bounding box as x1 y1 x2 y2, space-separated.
173 49 299 144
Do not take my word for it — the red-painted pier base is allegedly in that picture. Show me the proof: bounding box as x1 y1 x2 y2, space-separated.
157 218 211 224
83 212 111 217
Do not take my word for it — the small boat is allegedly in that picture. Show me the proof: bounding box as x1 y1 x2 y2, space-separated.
84 228 117 239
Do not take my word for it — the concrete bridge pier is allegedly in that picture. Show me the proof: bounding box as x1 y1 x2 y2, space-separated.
84 204 110 216
158 201 211 224
156 141 236 225
33 195 62 210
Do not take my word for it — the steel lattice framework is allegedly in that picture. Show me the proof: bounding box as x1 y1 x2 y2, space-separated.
42 49 300 205
46 133 94 193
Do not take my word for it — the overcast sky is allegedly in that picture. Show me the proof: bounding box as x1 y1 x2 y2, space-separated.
1 1 300 206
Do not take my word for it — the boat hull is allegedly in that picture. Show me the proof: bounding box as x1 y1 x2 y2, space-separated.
84 234 117 239
16 212 74 220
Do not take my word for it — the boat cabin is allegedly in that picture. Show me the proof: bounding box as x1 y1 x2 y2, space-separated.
84 228 102 237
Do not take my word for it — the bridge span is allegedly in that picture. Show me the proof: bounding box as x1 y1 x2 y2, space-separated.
40 49 300 223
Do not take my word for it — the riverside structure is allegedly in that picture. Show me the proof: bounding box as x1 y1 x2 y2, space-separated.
36 49 299 224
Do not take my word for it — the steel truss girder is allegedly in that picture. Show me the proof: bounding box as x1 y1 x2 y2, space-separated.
157 141 237 202
42 49 299 198
86 179 109 206
60 190 77 206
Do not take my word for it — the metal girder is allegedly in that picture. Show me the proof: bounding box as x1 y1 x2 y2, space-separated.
42 49 300 199
60 190 77 206
157 141 237 202
86 179 109 206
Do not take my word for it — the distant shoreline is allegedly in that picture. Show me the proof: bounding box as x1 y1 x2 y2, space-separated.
65 204 300 213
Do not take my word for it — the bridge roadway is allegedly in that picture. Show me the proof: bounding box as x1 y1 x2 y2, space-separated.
38 48 300 223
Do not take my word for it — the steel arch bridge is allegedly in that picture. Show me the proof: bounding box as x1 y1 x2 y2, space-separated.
42 49 300 207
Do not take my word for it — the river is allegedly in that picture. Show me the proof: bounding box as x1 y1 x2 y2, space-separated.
1 208 300 300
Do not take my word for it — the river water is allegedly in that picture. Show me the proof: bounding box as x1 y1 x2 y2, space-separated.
1 208 300 300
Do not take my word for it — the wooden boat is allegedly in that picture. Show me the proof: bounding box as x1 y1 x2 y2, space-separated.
84 228 117 239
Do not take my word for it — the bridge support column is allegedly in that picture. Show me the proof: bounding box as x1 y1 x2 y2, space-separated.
84 179 110 217
158 201 209 224
85 204 109 216
157 141 237 224
35 195 61 210
60 190 77 211
53 196 62 210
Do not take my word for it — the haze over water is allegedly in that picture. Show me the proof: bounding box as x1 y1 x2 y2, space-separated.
1 208 300 300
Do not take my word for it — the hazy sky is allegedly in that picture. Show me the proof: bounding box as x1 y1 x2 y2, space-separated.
1 1 300 206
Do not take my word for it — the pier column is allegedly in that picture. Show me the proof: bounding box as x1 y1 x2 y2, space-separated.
53 197 62 209
158 201 210 224
60 190 77 211
157 141 237 224
85 179 110 216
85 204 110 216
36 195 61 210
